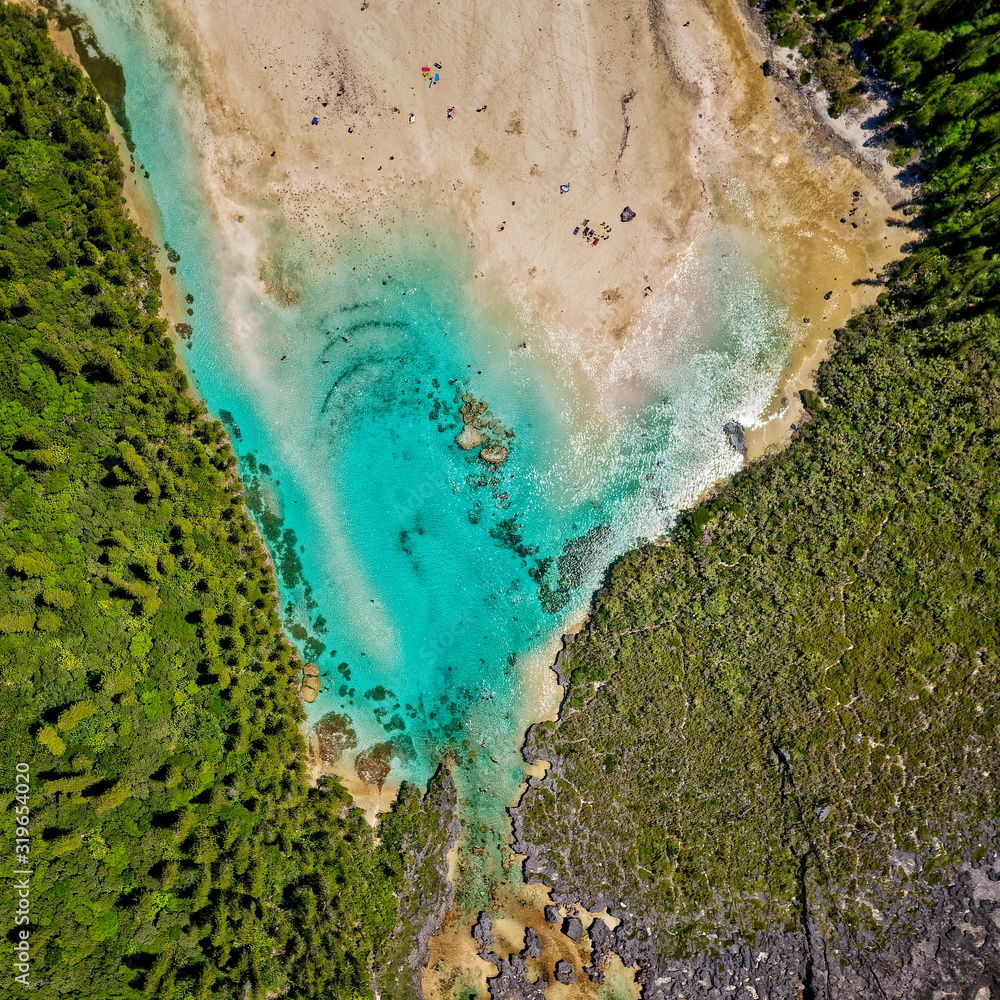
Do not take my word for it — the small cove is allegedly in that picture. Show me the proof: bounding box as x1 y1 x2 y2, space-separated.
70 0 839 898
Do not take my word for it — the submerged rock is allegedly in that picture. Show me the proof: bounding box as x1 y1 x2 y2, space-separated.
314 711 357 764
455 425 483 450
454 391 514 463
355 741 394 790
480 445 509 464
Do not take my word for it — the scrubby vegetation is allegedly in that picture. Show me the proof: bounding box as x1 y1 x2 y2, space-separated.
0 6 448 997
762 0 1000 126
520 0 1000 957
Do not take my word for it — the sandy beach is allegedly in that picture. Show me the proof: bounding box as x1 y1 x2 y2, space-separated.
143 0 904 417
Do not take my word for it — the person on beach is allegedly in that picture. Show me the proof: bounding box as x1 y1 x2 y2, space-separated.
447 107 455 119
408 113 415 123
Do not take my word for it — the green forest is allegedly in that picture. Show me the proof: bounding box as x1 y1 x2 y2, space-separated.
0 6 449 998
521 0 1000 958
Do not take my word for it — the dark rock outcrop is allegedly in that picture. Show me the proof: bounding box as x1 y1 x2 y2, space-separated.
473 910 497 961
561 915 584 942
723 420 747 456
585 918 615 983
522 927 541 960
486 954 547 1000
550 631 577 694
507 834 1000 1000
376 766 460 1000
554 959 575 984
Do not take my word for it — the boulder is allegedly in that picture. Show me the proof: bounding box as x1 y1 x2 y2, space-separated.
456 425 483 450
762 59 774 76
300 676 321 703
723 420 747 457
479 445 509 464
620 206 636 222
562 915 584 942
544 905 561 923
554 960 575 985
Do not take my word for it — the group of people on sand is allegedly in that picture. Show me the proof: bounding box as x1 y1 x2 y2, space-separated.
416 61 490 119
319 58 499 132
572 219 611 247
420 62 454 118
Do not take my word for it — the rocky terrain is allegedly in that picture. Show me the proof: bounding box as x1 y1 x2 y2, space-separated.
490 719 1000 999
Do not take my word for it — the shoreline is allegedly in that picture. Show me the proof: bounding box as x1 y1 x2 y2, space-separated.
722 0 914 459
151 0 906 414
39 5 193 342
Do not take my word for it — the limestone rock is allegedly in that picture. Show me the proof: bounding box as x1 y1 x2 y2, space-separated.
473 911 496 961
480 445 509 464
522 927 541 959
456 425 483 450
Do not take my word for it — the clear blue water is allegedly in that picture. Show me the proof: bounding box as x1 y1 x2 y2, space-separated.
72 0 792 886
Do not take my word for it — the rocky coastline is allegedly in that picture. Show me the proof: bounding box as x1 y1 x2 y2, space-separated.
490 827 1000 999
493 649 1000 1000
383 767 461 1000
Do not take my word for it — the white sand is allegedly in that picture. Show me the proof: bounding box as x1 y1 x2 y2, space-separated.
150 0 905 421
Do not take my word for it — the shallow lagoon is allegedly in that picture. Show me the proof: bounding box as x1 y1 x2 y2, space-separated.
72 0 792 852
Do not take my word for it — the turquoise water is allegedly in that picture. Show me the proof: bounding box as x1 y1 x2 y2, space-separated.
72 0 792 874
